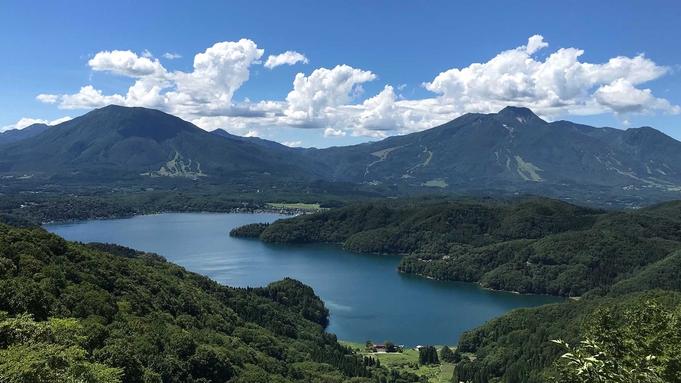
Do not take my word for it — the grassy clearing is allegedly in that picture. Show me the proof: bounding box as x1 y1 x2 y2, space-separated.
514 155 543 181
152 151 205 178
266 202 321 210
340 341 457 383
421 179 449 188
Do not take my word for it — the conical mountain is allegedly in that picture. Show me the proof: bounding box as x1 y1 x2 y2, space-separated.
302 107 681 198
0 105 328 179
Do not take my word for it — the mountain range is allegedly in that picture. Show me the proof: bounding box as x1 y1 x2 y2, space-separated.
300 106 681 194
1 104 680 205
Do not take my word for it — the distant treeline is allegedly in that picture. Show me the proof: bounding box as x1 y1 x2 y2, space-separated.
0 190 359 226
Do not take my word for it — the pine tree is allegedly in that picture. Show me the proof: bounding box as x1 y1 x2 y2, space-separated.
429 346 440 364
452 347 462 363
440 345 455 362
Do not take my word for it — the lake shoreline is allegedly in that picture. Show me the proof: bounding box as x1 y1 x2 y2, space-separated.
40 206 309 225
46 211 564 346
399 270 568 299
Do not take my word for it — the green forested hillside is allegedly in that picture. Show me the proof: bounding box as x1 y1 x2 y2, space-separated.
257 200 600 248
229 223 271 238
0 123 49 145
607 250 681 297
453 290 681 383
242 199 681 297
0 223 376 383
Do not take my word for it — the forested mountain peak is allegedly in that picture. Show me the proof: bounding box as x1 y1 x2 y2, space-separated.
301 106 681 206
0 105 329 180
72 105 199 141
495 106 547 125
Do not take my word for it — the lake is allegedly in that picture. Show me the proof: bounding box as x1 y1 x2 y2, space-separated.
45 212 563 347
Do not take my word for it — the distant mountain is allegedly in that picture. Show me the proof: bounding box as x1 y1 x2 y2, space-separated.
0 123 50 145
212 128 299 152
0 105 328 180
302 106 681 202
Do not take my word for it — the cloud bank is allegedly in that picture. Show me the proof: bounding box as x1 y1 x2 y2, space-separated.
34 35 678 139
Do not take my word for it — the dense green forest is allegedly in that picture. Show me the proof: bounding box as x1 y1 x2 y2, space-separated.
0 223 414 383
0 189 542 228
0 191 313 226
229 223 271 238
550 299 681 382
241 199 681 297
453 290 681 383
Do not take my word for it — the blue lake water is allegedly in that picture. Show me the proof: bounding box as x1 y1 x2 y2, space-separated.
45 212 562 346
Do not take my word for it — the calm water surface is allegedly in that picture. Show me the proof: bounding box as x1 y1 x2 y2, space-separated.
45 213 562 346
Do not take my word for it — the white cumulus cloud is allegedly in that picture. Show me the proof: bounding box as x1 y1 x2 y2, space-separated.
88 50 166 77
264 51 309 69
36 94 58 103
525 34 548 55
422 35 676 119
593 78 680 115
1 116 72 132
323 127 347 137
282 140 302 147
284 64 376 128
40 40 264 118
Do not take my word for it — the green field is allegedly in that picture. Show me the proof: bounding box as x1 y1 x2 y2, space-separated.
421 179 449 188
266 202 321 210
340 341 457 383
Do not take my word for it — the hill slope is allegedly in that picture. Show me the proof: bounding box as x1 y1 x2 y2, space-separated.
0 123 50 145
0 223 372 382
0 105 329 181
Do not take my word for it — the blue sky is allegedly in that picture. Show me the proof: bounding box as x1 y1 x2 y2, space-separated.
1 0 680 147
